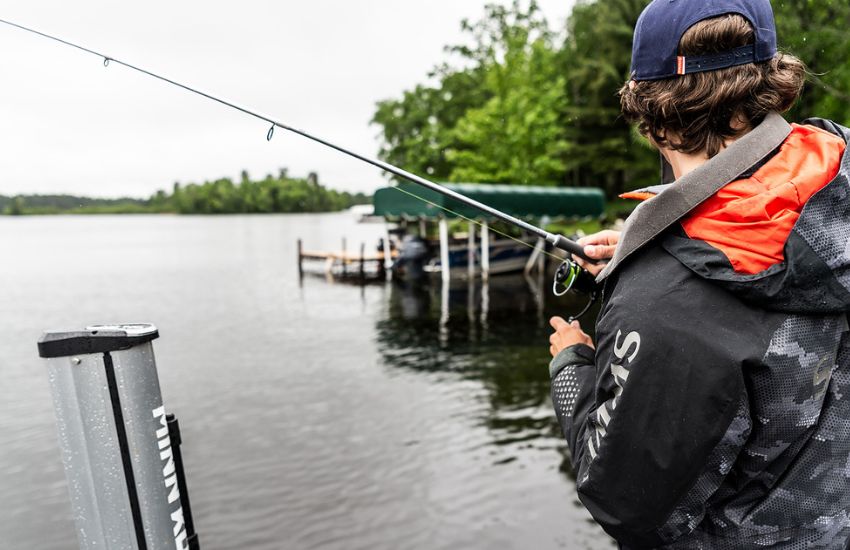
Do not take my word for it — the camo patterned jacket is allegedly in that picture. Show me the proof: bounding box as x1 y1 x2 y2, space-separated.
550 117 850 549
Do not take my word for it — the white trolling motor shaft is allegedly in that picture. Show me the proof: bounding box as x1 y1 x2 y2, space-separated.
38 325 200 550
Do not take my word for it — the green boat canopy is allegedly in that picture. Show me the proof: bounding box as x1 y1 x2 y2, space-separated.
373 182 605 220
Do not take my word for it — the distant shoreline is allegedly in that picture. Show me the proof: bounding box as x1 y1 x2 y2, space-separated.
1 172 372 216
0 209 370 217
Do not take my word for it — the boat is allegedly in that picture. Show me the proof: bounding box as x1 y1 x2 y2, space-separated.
372 182 605 280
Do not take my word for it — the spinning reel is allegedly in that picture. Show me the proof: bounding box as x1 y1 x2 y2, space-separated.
553 259 601 322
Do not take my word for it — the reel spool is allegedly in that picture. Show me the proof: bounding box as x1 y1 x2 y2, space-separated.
553 259 601 322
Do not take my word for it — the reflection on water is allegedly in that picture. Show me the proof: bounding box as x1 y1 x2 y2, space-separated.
0 213 613 550
368 275 612 550
377 276 597 481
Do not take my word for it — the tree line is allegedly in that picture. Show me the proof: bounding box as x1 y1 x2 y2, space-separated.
372 0 850 200
1 170 370 215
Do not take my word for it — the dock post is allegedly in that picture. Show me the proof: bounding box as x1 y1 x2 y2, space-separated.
524 237 545 275
341 237 347 277
439 217 451 283
377 246 386 278
538 216 550 275
481 278 490 333
440 274 450 347
538 241 546 273
481 221 490 282
297 238 304 280
467 221 476 280
359 242 366 281
383 223 393 280
37 324 200 550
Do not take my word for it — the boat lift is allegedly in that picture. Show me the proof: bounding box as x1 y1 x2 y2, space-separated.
372 182 606 283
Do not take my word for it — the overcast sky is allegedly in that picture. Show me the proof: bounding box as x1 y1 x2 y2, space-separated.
0 1 576 198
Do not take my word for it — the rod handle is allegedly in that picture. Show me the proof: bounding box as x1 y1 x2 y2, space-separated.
551 234 600 265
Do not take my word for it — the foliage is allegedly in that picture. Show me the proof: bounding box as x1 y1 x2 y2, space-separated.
559 0 657 198
372 0 850 200
447 1 568 185
0 194 148 215
372 67 491 181
773 1 850 125
0 171 370 215
168 171 368 214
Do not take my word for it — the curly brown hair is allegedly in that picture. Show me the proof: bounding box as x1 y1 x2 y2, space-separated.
619 14 806 158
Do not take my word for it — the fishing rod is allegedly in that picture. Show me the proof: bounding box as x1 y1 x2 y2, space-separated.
0 17 601 309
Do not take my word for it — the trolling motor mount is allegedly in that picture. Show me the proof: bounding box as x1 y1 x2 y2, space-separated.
38 324 201 550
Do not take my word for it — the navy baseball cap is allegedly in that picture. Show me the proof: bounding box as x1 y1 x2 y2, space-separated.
630 0 777 81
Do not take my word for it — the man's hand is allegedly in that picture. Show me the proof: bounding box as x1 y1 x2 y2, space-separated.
574 230 621 276
549 316 594 357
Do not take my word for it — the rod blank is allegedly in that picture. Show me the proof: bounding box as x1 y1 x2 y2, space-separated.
0 17 592 262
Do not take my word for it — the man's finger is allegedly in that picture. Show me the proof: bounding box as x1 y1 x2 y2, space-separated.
577 230 619 247
573 257 606 276
584 244 616 259
597 230 621 246
549 316 569 331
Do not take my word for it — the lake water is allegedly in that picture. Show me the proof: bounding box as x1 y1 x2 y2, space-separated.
0 212 614 549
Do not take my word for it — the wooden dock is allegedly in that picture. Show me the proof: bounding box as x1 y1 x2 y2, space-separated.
298 239 396 279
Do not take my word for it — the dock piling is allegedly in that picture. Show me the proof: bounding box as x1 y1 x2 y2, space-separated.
297 238 304 279
383 223 393 280
341 238 347 277
481 221 490 281
439 217 450 283
467 221 476 279
525 237 546 275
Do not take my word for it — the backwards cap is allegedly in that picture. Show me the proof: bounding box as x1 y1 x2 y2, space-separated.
630 0 777 81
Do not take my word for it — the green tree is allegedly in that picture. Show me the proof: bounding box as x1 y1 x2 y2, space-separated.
774 1 850 125
4 196 25 215
447 1 568 185
559 0 656 197
371 0 850 200
372 65 491 180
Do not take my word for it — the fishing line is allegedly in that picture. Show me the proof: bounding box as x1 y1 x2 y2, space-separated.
0 16 594 264
0 17 602 314
0 18 281 134
390 184 565 263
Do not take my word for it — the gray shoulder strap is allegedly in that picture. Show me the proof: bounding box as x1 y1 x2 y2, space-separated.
597 112 793 282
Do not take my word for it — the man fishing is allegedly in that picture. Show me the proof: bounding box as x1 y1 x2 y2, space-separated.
547 0 850 547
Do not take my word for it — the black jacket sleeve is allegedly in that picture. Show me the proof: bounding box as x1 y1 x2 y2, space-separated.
550 344 598 475
550 245 768 547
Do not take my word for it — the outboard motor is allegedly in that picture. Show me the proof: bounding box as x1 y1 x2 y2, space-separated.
392 234 429 280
